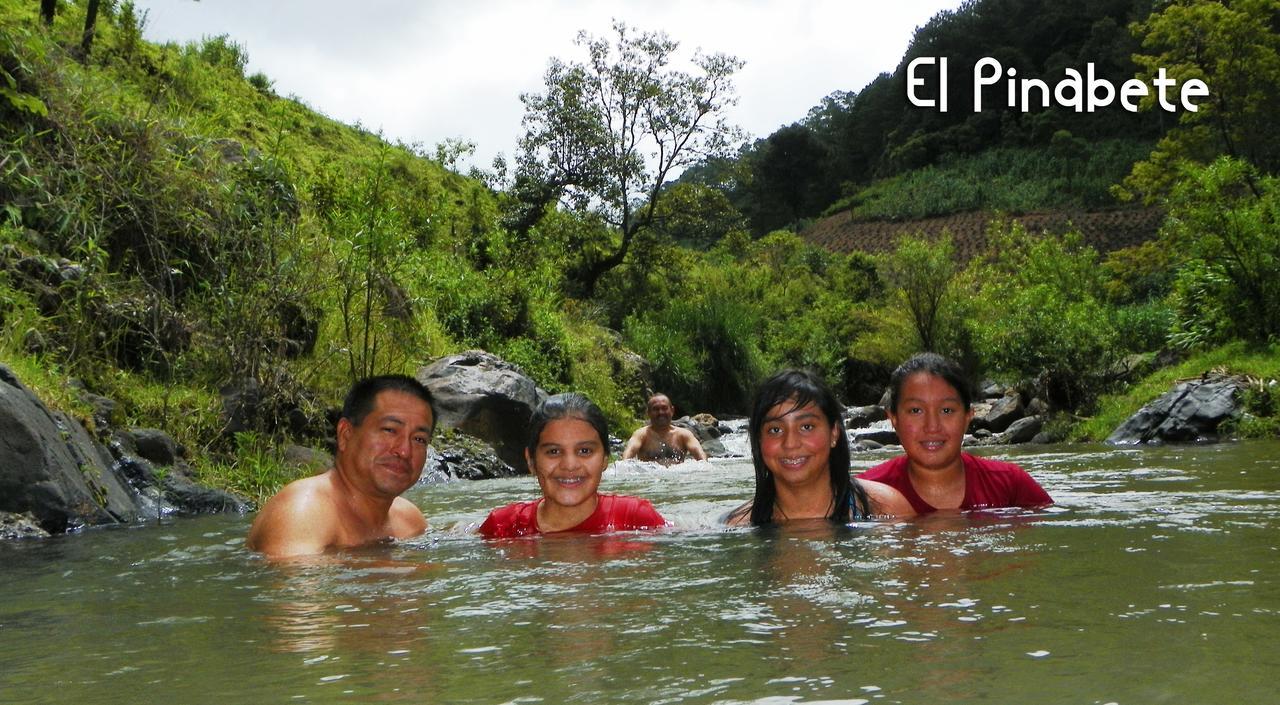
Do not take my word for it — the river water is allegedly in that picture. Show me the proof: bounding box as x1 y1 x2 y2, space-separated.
2 440 1277 704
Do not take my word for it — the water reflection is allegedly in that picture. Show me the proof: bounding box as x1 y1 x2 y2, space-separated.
2 441 1278 704
260 554 442 656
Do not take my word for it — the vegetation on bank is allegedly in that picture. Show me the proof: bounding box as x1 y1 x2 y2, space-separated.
1 3 648 499
1074 342 1280 442
1 0 1278 503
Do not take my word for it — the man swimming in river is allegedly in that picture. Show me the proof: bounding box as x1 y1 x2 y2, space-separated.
246 375 435 558
621 393 708 466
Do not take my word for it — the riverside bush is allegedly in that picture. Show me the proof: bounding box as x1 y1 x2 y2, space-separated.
1163 158 1280 347
962 222 1123 408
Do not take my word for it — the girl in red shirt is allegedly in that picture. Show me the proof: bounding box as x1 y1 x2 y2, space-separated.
479 393 666 538
858 353 1052 513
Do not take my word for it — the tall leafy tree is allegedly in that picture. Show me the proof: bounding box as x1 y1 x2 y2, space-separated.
1164 157 1280 346
515 20 743 297
880 231 957 353
741 123 836 233
1124 0 1280 199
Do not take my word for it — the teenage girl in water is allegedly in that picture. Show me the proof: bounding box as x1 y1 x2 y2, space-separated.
726 369 914 526
479 393 667 538
858 353 1052 512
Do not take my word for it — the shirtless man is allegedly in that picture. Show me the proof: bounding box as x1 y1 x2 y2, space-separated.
247 375 435 558
621 393 708 466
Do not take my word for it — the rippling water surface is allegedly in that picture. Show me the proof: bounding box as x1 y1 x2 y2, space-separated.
2 441 1278 704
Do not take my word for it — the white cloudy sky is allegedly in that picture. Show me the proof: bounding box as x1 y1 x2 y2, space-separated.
134 1 964 170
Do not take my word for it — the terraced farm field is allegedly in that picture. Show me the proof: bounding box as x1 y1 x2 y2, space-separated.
802 207 1164 261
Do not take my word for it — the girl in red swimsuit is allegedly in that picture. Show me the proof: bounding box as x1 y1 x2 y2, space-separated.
479 393 667 538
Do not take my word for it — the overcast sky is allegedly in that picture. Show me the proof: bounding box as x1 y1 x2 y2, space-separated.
134 1 964 171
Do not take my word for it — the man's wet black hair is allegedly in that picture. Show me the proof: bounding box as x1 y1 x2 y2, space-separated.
341 375 436 436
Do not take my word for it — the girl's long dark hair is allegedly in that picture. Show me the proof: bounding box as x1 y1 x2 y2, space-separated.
738 369 869 526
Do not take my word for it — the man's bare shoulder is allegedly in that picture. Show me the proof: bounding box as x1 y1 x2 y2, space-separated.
389 496 428 537
672 426 708 459
246 472 339 557
620 425 652 459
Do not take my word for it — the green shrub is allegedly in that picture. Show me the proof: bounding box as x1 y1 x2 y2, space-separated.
624 292 765 414
1113 301 1174 353
1163 158 1280 346
195 34 249 75
963 222 1122 408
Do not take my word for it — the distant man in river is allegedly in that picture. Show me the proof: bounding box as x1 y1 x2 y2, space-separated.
621 393 708 466
247 375 435 558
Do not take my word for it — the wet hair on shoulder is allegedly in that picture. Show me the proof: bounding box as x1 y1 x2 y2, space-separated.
745 368 868 526
887 353 972 411
526 392 611 453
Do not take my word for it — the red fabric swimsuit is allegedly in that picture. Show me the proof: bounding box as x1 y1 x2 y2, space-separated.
479 494 666 538
858 452 1052 514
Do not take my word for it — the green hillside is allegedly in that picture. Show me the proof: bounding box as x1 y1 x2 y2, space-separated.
1 2 652 497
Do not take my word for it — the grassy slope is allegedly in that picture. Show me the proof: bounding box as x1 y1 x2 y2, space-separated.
0 5 572 500
1075 342 1280 441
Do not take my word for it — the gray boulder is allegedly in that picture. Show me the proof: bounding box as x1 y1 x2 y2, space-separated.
998 416 1044 444
1026 397 1050 417
967 401 993 430
130 428 182 467
1 511 50 540
0 366 142 533
853 428 899 446
417 350 548 472
1106 377 1245 445
424 434 521 482
674 414 730 457
979 379 1008 399
974 393 1025 433
843 405 886 429
159 472 249 515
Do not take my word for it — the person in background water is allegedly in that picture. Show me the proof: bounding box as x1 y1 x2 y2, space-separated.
247 375 435 558
726 369 914 526
621 393 708 465
480 393 667 538
858 353 1052 513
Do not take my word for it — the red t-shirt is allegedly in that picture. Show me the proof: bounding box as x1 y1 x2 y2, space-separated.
479 494 667 538
858 453 1052 514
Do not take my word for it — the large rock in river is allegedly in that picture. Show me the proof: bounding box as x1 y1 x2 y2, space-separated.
1106 376 1245 445
1 366 249 536
417 350 547 473
0 365 142 532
